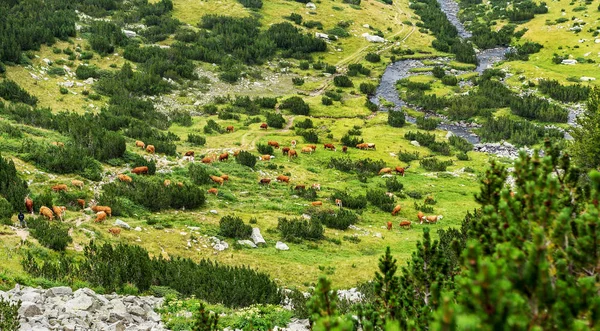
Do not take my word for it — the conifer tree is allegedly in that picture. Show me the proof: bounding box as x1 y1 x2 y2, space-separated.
571 88 600 170
308 276 354 331
192 302 219 331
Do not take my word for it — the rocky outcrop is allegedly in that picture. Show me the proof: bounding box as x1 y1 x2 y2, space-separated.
3 285 165 331
251 227 266 246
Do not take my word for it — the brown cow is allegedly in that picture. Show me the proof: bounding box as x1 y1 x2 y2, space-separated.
233 150 240 158
324 144 336 151
52 184 68 192
108 227 121 236
118 174 133 183
259 178 271 186
260 123 268 130
40 206 54 221
301 147 313 154
146 145 155 154
395 166 408 177
288 150 298 159
311 201 323 207
417 211 424 223
177 182 184 187
335 199 343 208
91 206 112 217
307 145 317 151
219 153 229 162
95 211 107 223
132 166 149 175
399 220 411 229
202 156 213 164
71 180 84 189
276 175 290 183
268 141 280 149
135 140 145 149
220 174 229 181
210 175 224 186
294 185 306 191
379 167 393 175
391 205 402 216
422 215 443 224
184 151 195 157
367 143 376 150
282 147 290 155
52 206 66 222
25 196 34 215
261 155 272 161
342 146 348 153
387 221 393 231
77 199 86 210
226 126 234 133
356 143 369 150
164 179 171 187
207 188 219 195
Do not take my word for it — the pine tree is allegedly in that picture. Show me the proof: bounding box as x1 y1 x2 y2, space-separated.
192 302 219 331
571 88 600 170
307 276 354 331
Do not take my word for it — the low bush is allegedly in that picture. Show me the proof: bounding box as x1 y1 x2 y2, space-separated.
27 217 72 251
0 296 19 331
257 143 275 155
388 110 405 127
398 150 420 163
292 77 304 86
333 75 353 88
0 80 38 106
277 217 324 242
341 134 364 147
294 118 313 129
266 112 286 129
365 53 381 63
220 215 252 239
189 163 214 185
298 129 319 143
416 116 440 130
359 83 377 95
311 209 359 230
420 157 453 171
280 97 309 115
330 191 367 209
187 134 206 146
385 177 404 192
448 135 473 152
321 96 333 105
414 201 434 213
366 189 394 212
203 119 224 134
236 151 257 168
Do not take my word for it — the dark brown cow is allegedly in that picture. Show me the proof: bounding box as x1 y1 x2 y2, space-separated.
395 166 409 177
259 178 271 186
268 141 280 149
77 199 86 210
342 146 348 153
132 166 149 175
25 196 34 215
387 221 393 231
260 123 268 130
184 151 195 157
323 144 336 151
399 220 411 229
219 153 229 162
226 126 234 133
276 175 290 183
294 185 306 191
282 147 290 155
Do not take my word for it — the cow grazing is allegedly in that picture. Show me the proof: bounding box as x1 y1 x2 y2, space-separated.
52 184 68 192
220 174 229 181
135 140 145 149
367 143 376 150
210 175 224 186
177 182 184 187
77 199 86 210
260 155 272 161
342 146 348 153
226 126 234 133
294 185 306 191
311 201 323 207
291 140 297 148
95 211 107 223
108 227 121 236
379 167 393 175
207 188 218 195
356 143 368 150
132 166 149 175
71 180 84 189
184 151 195 157
323 144 336 151
399 220 411 229
233 150 240 158
335 199 343 208
391 205 402 216
52 206 66 222
202 156 213 164
268 141 280 149
91 205 112 217
387 221 393 231
276 175 290 183
259 178 271 186
395 166 408 177
164 179 171 187
25 196 34 215
260 123 268 130
219 153 229 162
146 145 155 154
282 147 290 155
51 141 64 147
117 174 133 183
422 215 443 224
288 150 298 159
40 206 54 221
312 183 321 191
417 211 424 223
301 147 313 154
307 145 317 151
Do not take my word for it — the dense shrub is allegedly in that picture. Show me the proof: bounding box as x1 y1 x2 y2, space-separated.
322 96 333 105
449 135 473 153
365 53 381 63
398 150 420 163
341 134 364 147
257 143 275 155
328 157 386 176
298 129 319 143
359 83 377 95
386 177 404 192
388 109 406 127
479 116 564 146
0 296 19 331
294 118 314 129
432 66 445 78
203 119 224 134
330 191 367 209
0 80 38 106
510 95 568 123
236 151 257 168
27 217 72 251
538 79 590 103
0 154 29 213
416 116 440 130
277 217 324 242
441 75 458 86
189 163 214 185
280 97 309 115
311 209 359 230
366 189 395 212
220 215 252 239
237 0 263 8
287 13 303 25
0 198 13 224
266 112 286 129
187 134 206 146
333 75 353 88
420 157 453 171
292 77 305 86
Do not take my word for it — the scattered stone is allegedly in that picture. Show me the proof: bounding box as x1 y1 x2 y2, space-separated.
209 210 218 215
315 32 329 40
237 240 257 248
19 302 42 317
410 140 420 147
580 76 596 82
122 30 137 38
306 2 316 9
361 33 385 43
275 241 289 251
251 228 266 246
114 219 131 230
561 59 577 65
134 227 142 232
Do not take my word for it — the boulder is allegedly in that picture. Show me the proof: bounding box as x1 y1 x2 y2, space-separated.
315 32 329 40
276 241 289 251
237 240 257 248
410 140 420 147
134 227 142 232
581 76 596 82
122 30 137 38
306 2 316 9
361 33 385 43
20 291 42 303
561 59 577 65
445 131 454 139
19 302 42 317
251 228 266 245
114 219 131 229
210 210 218 215
64 295 94 311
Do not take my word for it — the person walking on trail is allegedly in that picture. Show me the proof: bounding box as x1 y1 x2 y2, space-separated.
18 211 27 228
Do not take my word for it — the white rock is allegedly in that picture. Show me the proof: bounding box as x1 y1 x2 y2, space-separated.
315 32 329 40
114 219 131 229
276 241 289 250
251 228 266 245
580 76 596 81
237 240 257 248
561 59 577 65
210 210 218 214
213 243 228 251
306 2 316 9
134 227 142 232
363 24 370 28
122 30 137 38
64 295 93 311
410 140 420 147
361 33 385 43
19 302 42 317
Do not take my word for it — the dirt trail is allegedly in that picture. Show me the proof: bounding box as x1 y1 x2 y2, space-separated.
13 228 29 242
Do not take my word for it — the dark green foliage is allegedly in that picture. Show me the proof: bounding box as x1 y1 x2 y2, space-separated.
192 302 219 331
415 116 440 130
292 77 304 86
330 191 367 209
387 109 406 128
398 150 420 163
324 64 337 74
538 79 591 103
432 66 445 78
341 134 364 147
571 88 600 170
203 119 224 134
386 177 404 192
0 297 19 331
266 112 286 128
365 53 381 63
0 80 38 106
333 75 353 88
479 116 564 146
187 134 206 146
510 95 568 122
328 27 349 38
342 0 361 5
189 164 213 185
311 208 359 230
88 21 128 55
324 90 342 101
414 201 434 213
294 118 313 129
277 217 324 242
254 97 278 109
219 215 252 239
280 96 309 115
0 198 13 224
405 131 450 155
322 96 333 105
420 157 452 171
75 65 100 80
257 143 274 155
348 63 370 76
448 135 473 153
308 276 354 330
236 151 257 168
299 61 309 69
303 20 323 29
286 13 303 25
441 75 458 86
505 41 543 61
359 83 377 95
237 0 262 9
27 217 72 251
298 129 319 143
0 154 29 213
366 189 395 212
328 156 386 176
